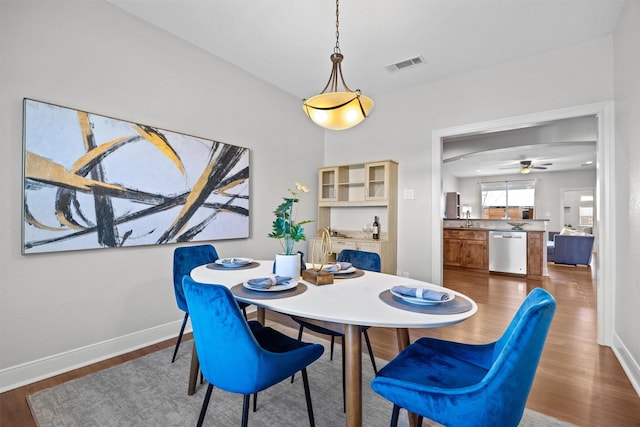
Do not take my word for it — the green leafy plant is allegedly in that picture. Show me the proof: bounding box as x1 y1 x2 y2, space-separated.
268 183 313 255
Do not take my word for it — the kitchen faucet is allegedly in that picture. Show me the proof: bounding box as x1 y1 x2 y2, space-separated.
465 210 472 228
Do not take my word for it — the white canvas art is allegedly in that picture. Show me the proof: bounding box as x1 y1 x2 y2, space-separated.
22 99 249 254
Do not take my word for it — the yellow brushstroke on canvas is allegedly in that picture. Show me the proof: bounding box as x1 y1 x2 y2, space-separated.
134 126 185 175
26 152 126 230
70 136 127 173
164 154 219 236
24 210 64 232
217 178 247 195
26 152 124 192
77 111 94 150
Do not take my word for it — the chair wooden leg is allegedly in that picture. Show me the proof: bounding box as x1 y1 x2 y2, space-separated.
301 368 316 427
172 313 189 363
341 341 346 413
241 394 250 427
196 383 213 427
363 329 378 374
417 415 424 426
390 404 400 427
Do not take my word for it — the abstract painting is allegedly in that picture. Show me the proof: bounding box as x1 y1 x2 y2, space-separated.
22 99 249 254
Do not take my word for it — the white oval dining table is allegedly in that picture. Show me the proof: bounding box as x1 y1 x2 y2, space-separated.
190 261 478 427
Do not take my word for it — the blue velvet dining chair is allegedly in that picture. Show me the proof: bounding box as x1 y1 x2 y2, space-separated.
337 249 381 272
371 287 556 427
291 249 381 411
182 276 325 427
171 244 249 363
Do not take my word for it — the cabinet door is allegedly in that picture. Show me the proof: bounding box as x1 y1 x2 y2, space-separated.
358 241 381 255
461 240 487 270
443 239 463 267
364 161 389 201
527 231 544 279
331 240 357 254
318 167 338 202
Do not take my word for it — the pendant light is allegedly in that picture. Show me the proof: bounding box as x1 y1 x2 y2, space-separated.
302 0 374 130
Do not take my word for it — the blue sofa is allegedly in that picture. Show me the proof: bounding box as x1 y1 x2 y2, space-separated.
547 231 595 266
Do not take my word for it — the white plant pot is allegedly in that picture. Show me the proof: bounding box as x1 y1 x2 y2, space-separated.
275 253 301 281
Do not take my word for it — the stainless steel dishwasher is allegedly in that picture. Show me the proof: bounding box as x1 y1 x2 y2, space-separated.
489 231 527 274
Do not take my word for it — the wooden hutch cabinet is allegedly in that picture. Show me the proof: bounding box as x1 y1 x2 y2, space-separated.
314 160 398 274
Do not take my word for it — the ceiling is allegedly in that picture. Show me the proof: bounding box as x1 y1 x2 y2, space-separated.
442 115 598 178
105 0 624 99
105 1 618 177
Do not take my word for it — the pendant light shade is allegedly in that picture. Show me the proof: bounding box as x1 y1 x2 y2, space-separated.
302 1 373 130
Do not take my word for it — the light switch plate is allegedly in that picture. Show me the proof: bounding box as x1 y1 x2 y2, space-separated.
403 189 414 199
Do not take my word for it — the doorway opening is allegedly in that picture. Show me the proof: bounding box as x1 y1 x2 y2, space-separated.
431 102 615 346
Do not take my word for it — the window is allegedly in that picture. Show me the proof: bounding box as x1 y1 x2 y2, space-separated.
580 206 594 226
480 179 536 220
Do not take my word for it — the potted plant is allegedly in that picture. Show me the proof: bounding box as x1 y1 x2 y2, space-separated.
268 183 313 279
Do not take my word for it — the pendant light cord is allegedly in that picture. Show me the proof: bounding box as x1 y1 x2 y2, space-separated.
334 0 341 54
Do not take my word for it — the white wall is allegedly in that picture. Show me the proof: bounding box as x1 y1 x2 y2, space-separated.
454 169 596 232
613 0 640 394
0 0 323 390
324 36 613 282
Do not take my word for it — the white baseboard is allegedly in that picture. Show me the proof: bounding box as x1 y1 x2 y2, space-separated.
0 320 189 393
612 332 640 397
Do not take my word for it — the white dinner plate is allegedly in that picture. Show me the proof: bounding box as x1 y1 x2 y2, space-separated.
325 266 357 275
242 280 298 292
215 257 253 268
389 288 455 305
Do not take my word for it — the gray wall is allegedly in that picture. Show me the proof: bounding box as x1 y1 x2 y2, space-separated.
613 0 640 394
0 0 323 389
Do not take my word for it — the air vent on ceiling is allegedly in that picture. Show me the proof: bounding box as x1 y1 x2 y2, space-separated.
384 55 425 73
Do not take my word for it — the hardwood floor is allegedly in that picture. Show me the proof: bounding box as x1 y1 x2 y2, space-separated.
2 263 639 426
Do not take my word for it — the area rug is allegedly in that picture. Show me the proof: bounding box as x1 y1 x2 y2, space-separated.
28 324 573 427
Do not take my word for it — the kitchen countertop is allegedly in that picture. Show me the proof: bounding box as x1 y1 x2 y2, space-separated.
444 227 534 232
443 218 548 232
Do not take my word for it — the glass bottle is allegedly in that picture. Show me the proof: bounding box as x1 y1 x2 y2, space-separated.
372 216 379 240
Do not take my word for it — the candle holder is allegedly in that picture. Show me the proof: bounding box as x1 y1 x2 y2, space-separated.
302 228 335 285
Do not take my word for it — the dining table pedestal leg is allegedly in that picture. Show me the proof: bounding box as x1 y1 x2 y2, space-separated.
344 324 362 427
395 328 419 427
188 342 199 395
257 307 265 325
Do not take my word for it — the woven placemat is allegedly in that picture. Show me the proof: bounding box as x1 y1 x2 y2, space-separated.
231 282 308 300
332 269 365 279
379 290 473 314
206 261 261 270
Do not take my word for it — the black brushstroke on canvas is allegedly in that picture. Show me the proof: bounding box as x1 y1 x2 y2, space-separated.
79 113 118 247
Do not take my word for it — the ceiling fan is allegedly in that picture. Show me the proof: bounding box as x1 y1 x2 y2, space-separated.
500 160 553 174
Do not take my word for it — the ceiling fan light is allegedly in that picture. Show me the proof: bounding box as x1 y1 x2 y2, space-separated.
303 92 374 130
520 167 532 174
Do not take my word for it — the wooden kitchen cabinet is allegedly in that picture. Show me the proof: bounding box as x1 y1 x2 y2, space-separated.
443 229 488 271
443 237 463 267
461 239 488 269
527 231 544 280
